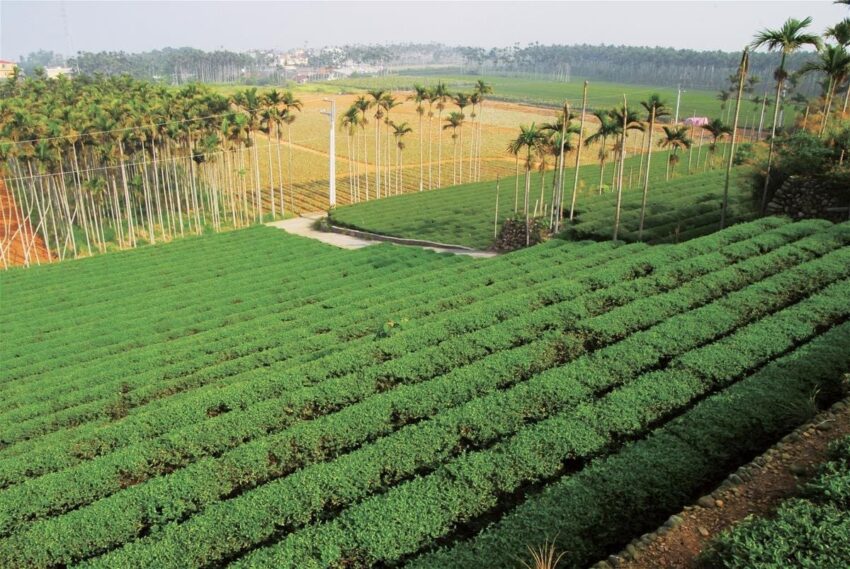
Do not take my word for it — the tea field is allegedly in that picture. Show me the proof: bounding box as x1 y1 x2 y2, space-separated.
330 148 747 249
0 216 848 568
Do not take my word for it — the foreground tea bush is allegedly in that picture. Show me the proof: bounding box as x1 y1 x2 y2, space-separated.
699 434 850 569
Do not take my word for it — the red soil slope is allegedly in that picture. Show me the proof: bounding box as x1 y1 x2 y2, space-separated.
0 180 50 268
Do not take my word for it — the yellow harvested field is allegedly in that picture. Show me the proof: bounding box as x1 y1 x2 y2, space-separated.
246 91 671 213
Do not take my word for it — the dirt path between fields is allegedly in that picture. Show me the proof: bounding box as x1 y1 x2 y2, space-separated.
267 214 497 258
611 399 850 569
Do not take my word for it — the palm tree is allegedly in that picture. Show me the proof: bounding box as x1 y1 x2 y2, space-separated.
451 93 470 184
584 110 620 194
638 94 670 241
826 18 850 113
717 90 731 123
826 18 850 45
341 105 360 202
541 104 578 228
264 89 286 216
391 121 413 195
234 88 263 222
751 17 822 212
367 88 387 198
507 123 546 246
381 94 400 197
443 112 465 185
353 95 371 199
473 80 493 181
701 118 733 167
608 105 644 188
542 128 575 226
281 91 302 212
799 44 850 136
659 125 692 180
408 84 428 191
432 82 449 187
468 92 481 183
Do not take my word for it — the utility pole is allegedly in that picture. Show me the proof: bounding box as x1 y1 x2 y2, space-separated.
321 98 337 208
674 84 685 124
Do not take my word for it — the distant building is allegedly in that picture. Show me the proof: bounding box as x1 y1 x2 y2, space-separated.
45 66 73 79
280 49 309 67
0 59 18 79
684 117 710 127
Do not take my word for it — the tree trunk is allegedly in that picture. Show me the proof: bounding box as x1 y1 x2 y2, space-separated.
760 52 787 214
638 107 656 241
723 49 748 230
569 81 589 221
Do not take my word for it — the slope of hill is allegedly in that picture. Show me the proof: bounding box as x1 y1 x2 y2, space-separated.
0 217 848 568
330 156 751 249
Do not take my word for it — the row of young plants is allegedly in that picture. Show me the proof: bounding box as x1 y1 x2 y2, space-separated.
3 219 844 564
0 220 816 479
1 228 588 394
222 279 850 568
73 260 850 569
567 169 754 243
571 168 732 222
700 434 850 568
0 238 397 383
0 233 719 514
0 232 450 380
0 238 639 474
1 226 313 319
0 245 464 431
0 244 479 418
0 237 631 445
328 151 685 250
407 323 850 569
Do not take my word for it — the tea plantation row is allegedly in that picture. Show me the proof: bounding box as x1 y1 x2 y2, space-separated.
0 216 847 568
329 148 739 249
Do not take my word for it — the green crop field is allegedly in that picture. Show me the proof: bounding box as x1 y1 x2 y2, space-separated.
330 145 749 249
325 74 735 122
1 215 849 568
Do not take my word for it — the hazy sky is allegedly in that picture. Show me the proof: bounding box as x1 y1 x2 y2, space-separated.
2 1 847 61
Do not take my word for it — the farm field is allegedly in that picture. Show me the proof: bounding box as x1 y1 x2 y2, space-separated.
1 215 849 568
220 85 744 213
330 146 742 249
324 74 746 123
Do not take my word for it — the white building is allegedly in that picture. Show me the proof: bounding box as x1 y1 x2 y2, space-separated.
45 66 73 79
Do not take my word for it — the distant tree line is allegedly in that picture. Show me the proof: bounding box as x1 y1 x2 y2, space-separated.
16 48 286 85
17 42 822 92
455 44 820 93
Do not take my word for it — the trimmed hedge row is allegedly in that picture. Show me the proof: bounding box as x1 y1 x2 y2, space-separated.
0 219 788 470
228 282 850 568
0 240 637 473
75 271 850 569
4 231 845 567
0 239 602 433
2 225 836 516
407 324 850 569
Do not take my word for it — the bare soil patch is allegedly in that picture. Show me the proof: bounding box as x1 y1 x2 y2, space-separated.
617 400 850 569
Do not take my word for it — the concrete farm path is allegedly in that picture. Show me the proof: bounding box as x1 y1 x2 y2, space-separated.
267 214 497 258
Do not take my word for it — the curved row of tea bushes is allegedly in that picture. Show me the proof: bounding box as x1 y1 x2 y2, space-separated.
408 324 850 569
